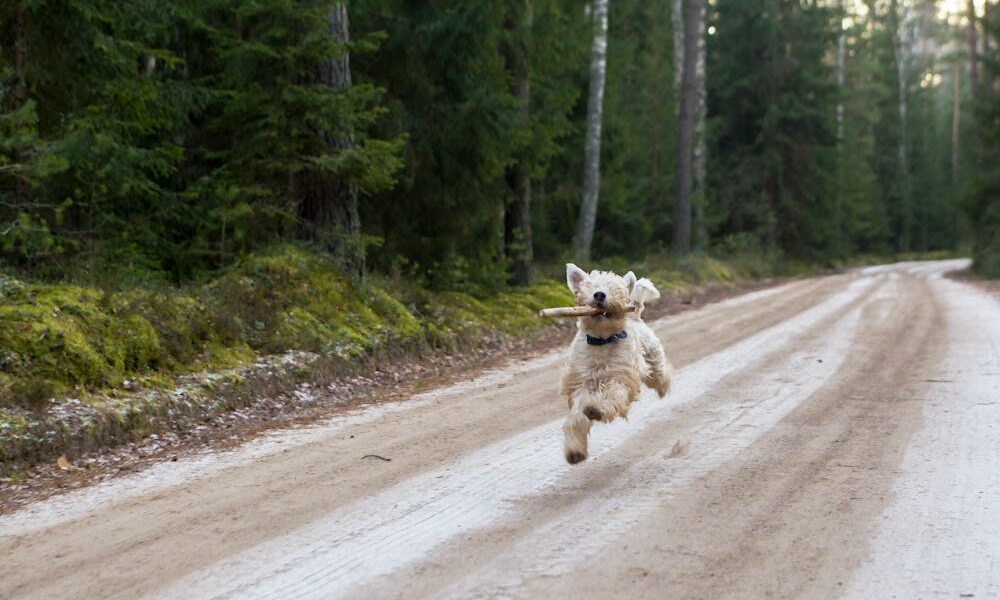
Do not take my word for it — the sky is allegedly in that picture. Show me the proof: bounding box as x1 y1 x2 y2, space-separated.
937 0 988 20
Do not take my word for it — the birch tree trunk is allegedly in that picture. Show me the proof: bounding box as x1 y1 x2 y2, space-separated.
893 0 911 251
835 0 846 256
967 0 980 98
918 19 930 252
300 3 363 275
952 65 961 185
984 2 992 59
692 0 707 252
673 0 703 255
573 0 609 263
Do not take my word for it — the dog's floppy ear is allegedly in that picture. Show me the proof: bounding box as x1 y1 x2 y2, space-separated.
623 271 637 296
566 263 587 293
632 277 661 304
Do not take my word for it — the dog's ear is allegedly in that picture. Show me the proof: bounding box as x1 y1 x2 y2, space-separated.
566 263 587 293
623 271 637 296
632 277 661 304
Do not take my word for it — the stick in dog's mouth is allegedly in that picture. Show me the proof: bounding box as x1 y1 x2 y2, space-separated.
538 305 637 318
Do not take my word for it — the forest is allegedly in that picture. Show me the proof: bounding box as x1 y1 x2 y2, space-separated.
1 0 998 289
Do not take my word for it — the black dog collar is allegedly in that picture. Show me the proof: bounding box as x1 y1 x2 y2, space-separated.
586 331 628 346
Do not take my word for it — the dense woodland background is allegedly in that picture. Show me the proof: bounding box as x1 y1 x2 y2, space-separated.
1 0 998 290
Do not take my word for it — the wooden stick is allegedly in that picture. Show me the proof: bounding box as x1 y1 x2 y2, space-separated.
538 305 636 318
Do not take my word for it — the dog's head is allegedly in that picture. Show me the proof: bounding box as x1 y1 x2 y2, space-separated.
566 263 636 317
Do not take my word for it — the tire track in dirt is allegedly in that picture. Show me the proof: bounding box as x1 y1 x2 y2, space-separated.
844 272 1000 599
152 275 880 599
499 268 950 600
352 273 888 600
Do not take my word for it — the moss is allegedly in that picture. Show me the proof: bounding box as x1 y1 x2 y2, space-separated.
121 314 162 370
0 278 220 408
189 342 255 373
0 284 113 398
112 289 216 366
206 246 427 357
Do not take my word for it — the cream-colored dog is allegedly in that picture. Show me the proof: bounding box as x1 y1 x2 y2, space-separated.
561 263 673 464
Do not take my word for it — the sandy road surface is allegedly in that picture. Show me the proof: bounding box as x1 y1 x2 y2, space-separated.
2 260 998 600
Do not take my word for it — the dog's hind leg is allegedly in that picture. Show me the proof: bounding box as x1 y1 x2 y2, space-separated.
563 395 593 464
601 383 633 422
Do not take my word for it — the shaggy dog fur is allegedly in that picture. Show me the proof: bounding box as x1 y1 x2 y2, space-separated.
561 263 673 464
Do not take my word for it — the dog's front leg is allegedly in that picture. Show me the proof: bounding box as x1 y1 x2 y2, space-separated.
639 329 672 398
563 395 593 464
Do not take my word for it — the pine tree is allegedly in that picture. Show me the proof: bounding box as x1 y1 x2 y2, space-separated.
184 0 402 273
0 0 179 269
708 0 838 258
967 0 1000 276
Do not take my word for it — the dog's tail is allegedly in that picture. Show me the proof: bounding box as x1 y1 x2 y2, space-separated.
630 277 660 318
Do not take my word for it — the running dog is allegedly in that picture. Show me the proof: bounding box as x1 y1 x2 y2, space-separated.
561 264 673 464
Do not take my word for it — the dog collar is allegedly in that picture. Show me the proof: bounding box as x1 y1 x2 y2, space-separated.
586 331 628 346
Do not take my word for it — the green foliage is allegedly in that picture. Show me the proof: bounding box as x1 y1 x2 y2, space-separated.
708 0 839 259
593 0 677 258
204 246 423 357
0 283 146 404
0 0 401 278
353 1 589 288
0 0 988 285
967 7 1000 278
837 13 891 255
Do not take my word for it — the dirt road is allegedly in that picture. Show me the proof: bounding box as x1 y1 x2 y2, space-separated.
2 260 998 600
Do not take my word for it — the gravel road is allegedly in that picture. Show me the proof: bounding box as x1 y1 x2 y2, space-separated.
2 260 997 600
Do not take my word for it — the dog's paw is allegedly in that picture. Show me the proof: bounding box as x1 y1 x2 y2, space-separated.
648 376 671 398
565 450 587 464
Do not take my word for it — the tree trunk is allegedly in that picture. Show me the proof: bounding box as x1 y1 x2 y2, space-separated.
573 0 609 264
968 0 980 98
835 0 846 256
996 0 1000 97
505 0 533 285
952 65 961 185
893 0 911 251
692 0 707 252
10 1 28 205
299 3 363 275
984 2 992 59
671 0 684 97
673 0 702 255
12 3 27 109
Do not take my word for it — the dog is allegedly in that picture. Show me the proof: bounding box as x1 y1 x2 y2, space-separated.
560 263 673 464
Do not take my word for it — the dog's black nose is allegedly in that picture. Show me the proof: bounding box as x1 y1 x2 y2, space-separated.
593 291 606 302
